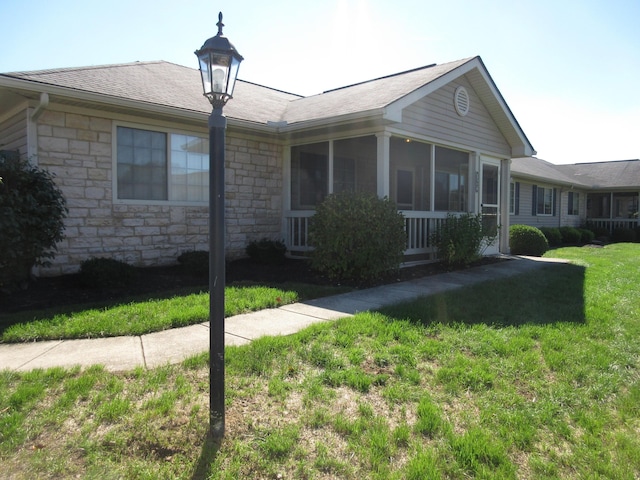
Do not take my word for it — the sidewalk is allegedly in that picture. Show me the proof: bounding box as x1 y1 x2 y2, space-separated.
0 256 566 372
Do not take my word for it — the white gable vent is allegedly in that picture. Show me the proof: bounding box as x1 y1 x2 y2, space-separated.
454 86 470 116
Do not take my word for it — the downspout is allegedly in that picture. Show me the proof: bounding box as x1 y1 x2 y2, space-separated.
27 92 50 163
31 92 49 121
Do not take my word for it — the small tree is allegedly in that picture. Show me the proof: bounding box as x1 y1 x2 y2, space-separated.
0 155 67 290
309 191 406 284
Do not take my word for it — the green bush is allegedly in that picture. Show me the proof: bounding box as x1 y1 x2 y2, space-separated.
246 238 287 265
0 154 67 290
431 213 492 267
578 228 595 244
78 257 137 288
309 191 406 284
539 227 562 246
177 250 209 276
509 225 548 256
613 228 636 243
559 226 582 244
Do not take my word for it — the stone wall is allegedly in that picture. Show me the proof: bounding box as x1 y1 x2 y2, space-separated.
35 107 283 276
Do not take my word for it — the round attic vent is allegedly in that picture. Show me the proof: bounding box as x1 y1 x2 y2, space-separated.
454 86 470 116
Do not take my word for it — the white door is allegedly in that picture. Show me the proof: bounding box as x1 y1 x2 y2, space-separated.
480 159 500 255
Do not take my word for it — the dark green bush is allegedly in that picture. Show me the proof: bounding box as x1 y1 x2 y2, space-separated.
0 154 67 290
539 227 562 246
509 225 549 256
309 191 406 284
559 226 582 244
78 257 137 288
431 213 493 267
246 238 287 265
177 250 209 276
612 228 636 243
578 228 595 244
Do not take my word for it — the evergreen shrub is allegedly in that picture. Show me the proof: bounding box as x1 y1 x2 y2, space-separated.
246 238 287 265
431 213 493 267
309 191 406 284
0 154 67 290
509 224 548 256
177 250 209 276
78 257 137 288
578 228 595 244
559 226 582 244
539 227 562 246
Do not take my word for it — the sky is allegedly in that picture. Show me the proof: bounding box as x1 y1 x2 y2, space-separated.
1 0 638 164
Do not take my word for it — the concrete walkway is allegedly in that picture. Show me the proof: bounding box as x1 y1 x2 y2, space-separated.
0 256 567 372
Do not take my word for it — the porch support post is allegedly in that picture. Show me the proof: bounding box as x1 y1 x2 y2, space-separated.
376 132 391 198
469 152 480 213
499 158 511 254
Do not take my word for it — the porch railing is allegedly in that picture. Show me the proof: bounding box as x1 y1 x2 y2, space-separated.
587 218 639 234
284 210 449 257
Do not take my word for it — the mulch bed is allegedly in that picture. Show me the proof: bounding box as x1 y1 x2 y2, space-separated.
0 257 503 315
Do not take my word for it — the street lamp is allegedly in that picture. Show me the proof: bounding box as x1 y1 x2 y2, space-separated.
195 11 243 439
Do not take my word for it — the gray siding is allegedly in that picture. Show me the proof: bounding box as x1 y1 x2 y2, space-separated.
401 75 511 156
0 110 27 156
510 179 588 228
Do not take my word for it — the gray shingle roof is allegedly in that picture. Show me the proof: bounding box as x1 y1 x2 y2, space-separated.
1 58 473 126
557 160 640 190
512 157 640 190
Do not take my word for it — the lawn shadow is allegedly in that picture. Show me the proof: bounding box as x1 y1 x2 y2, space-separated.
190 431 223 480
380 263 587 328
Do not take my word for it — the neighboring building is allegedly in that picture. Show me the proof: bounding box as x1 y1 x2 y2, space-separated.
510 157 640 233
0 57 536 276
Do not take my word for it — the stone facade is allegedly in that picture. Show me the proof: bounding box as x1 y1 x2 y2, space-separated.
35 107 283 276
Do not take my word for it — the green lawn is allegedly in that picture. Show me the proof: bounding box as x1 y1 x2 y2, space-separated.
1 282 347 343
1 244 639 479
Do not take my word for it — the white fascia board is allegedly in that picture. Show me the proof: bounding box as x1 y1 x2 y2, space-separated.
275 108 386 134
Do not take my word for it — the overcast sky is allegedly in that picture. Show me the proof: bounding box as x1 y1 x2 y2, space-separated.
2 0 638 164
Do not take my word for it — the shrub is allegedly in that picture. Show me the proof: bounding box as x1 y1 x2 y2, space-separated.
559 226 582 244
246 238 287 265
539 227 562 246
509 225 548 256
578 228 595 244
177 250 209 276
612 228 636 243
0 154 67 290
78 257 137 288
309 191 406 284
431 213 492 267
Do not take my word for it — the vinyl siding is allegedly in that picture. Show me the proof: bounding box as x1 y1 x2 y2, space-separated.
400 75 511 156
0 110 27 156
510 180 588 228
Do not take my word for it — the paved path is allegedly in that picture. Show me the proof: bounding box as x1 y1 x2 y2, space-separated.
0 256 567 372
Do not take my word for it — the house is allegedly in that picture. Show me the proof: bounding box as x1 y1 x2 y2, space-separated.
0 56 535 276
510 157 640 234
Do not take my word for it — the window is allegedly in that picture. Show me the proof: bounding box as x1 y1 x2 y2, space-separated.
116 126 209 202
535 186 554 215
568 191 579 216
435 146 468 211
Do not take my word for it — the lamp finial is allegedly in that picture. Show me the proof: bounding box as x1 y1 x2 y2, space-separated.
217 12 224 36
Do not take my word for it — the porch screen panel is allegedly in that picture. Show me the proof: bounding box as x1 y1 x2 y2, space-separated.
389 137 431 210
434 146 468 211
117 126 167 200
291 142 328 209
333 136 377 194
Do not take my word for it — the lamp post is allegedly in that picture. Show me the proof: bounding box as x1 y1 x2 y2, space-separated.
195 12 243 439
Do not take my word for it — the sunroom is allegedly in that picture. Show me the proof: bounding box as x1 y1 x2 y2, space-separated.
283 134 508 262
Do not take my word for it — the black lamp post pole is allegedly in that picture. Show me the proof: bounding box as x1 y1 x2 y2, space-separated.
209 106 227 439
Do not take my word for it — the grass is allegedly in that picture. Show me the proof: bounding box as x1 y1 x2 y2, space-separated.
1 282 347 343
1 243 639 478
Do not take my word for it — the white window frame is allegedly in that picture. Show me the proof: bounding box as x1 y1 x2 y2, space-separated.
113 122 209 206
536 185 554 216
